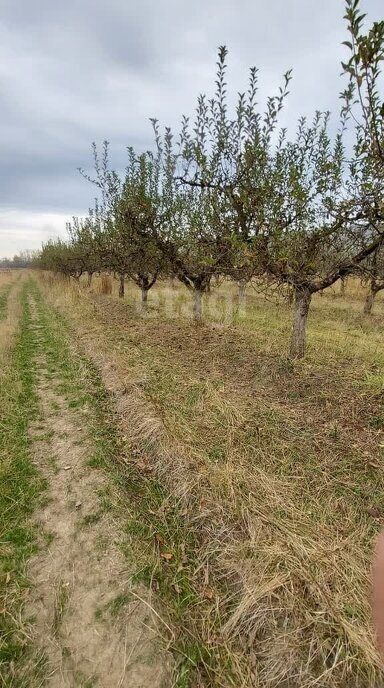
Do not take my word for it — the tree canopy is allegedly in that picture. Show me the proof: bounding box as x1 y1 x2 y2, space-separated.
38 0 384 356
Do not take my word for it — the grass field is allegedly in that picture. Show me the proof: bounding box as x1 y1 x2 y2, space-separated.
0 273 48 686
1 270 384 687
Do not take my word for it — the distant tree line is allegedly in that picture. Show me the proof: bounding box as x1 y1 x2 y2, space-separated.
39 0 384 357
0 251 38 269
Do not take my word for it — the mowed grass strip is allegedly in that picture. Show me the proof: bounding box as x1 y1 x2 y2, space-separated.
41 272 384 687
0 270 18 319
0 280 47 686
0 287 10 320
27 279 216 686
0 277 15 321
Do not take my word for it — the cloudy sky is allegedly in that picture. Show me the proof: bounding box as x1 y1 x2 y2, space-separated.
0 0 381 257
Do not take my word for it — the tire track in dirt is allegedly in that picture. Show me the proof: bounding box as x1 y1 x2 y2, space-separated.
25 294 171 687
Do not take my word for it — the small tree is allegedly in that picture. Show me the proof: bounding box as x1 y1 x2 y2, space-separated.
172 42 384 356
341 0 384 169
340 0 384 312
360 246 384 314
114 149 169 304
257 110 384 357
80 143 169 304
66 216 101 286
150 50 292 321
40 238 85 279
146 121 236 321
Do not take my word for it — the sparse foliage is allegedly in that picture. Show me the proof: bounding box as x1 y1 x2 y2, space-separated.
360 244 384 314
38 0 384 356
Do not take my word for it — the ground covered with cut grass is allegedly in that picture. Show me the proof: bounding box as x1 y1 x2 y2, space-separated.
0 275 384 688
0 276 48 686
8 271 384 687
1 276 173 686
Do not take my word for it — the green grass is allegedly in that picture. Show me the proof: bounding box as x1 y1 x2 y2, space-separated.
52 581 70 636
0 281 47 686
106 592 131 618
0 285 11 320
32 276 225 686
3 277 200 685
39 272 384 687
80 512 102 527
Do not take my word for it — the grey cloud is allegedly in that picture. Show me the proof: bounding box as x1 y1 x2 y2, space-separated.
0 0 382 256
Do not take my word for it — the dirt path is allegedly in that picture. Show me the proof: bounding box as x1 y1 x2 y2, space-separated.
25 294 171 687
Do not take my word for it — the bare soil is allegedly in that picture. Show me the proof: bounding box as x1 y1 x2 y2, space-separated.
25 297 172 687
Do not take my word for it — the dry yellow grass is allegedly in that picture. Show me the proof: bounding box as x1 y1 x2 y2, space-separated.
0 270 22 362
100 273 112 294
40 271 384 687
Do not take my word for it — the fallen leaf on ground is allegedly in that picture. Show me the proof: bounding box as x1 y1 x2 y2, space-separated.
366 506 382 518
202 586 214 600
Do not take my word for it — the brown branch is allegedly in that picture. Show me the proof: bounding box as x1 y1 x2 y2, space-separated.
313 233 384 292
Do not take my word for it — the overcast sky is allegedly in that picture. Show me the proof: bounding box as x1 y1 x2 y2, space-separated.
0 0 382 257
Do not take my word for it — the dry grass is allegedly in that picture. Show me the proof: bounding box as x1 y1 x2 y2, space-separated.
0 270 21 364
100 273 112 295
39 272 384 687
0 269 14 284
0 272 49 686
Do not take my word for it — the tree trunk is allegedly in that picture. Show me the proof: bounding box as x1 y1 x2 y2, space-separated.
238 279 246 304
289 287 312 359
141 287 148 305
87 272 93 288
237 279 247 315
364 291 376 315
118 274 125 299
340 277 346 297
192 288 203 322
364 282 378 315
